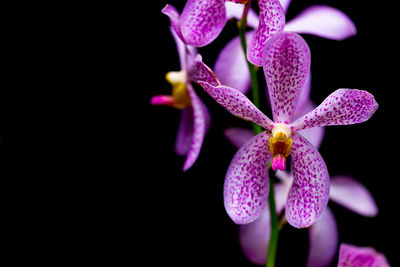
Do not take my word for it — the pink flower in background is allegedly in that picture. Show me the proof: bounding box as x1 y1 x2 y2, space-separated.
150 28 219 171
338 244 390 267
238 171 378 266
198 32 378 228
216 0 356 92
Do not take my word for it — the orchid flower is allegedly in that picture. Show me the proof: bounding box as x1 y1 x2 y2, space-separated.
197 32 378 228
225 106 378 267
150 28 219 171
216 0 357 92
338 243 390 267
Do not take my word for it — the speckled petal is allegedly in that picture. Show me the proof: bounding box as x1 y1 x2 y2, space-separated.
247 0 285 66
182 84 210 171
278 0 291 13
162 5 185 43
338 244 390 267
214 32 254 94
291 89 378 131
190 55 220 86
330 176 378 217
285 133 329 228
180 0 226 47
225 2 259 29
224 131 271 224
307 207 338 267
198 81 275 131
239 204 271 265
175 107 193 156
284 5 357 40
262 32 311 123
224 127 254 149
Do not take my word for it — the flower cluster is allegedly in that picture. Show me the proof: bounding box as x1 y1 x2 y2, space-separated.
152 0 387 266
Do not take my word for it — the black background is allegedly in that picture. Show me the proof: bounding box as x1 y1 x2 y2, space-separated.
0 0 398 266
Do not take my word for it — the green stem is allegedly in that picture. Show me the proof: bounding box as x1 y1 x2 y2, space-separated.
237 0 262 135
266 177 279 267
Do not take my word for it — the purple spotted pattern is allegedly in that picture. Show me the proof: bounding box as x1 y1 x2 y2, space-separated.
247 0 285 66
189 55 220 87
197 81 275 131
179 0 226 47
224 131 271 224
286 133 329 228
183 84 210 171
338 244 390 267
291 89 378 131
263 32 310 123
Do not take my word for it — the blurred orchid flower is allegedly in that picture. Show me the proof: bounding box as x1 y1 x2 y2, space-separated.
216 0 357 92
237 170 378 266
151 28 219 171
197 32 378 228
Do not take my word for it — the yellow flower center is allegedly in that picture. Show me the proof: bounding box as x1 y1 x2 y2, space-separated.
269 123 293 171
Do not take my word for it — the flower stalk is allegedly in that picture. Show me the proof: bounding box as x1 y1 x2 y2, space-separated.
267 176 279 267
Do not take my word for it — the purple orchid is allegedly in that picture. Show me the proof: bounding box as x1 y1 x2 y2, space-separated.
197 32 378 228
216 0 356 92
151 28 219 171
338 243 390 267
225 103 377 267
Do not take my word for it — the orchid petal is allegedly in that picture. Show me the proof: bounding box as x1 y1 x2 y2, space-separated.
296 73 311 114
330 176 378 217
224 127 254 149
307 207 338 267
225 2 259 29
189 55 220 86
224 131 271 224
247 0 285 66
278 0 291 13
175 107 194 156
182 84 210 171
338 244 390 267
198 81 275 131
170 27 197 71
297 126 325 150
180 0 226 47
239 204 271 265
291 89 378 131
275 182 290 215
162 5 185 44
262 32 311 123
284 5 357 40
214 33 254 94
285 133 330 228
